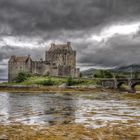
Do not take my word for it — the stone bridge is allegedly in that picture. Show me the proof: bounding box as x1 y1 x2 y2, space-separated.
101 78 140 91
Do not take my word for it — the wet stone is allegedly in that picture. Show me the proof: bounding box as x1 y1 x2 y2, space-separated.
0 92 139 139
0 134 8 140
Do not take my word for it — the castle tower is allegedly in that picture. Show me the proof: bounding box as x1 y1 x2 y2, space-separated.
45 42 78 77
45 42 76 68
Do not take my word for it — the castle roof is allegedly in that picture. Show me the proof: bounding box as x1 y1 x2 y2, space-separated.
48 42 72 52
9 55 32 62
15 56 29 62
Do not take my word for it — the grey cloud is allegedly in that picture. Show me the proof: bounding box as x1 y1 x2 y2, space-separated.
0 0 140 35
1 0 140 78
0 62 7 79
77 35 140 67
0 45 47 61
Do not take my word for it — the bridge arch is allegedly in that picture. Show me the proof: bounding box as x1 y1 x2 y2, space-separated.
130 82 140 91
116 81 128 89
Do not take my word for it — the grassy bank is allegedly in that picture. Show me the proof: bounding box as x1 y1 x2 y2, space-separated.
1 76 140 93
0 86 140 100
22 76 97 86
0 123 139 140
1 76 97 86
0 86 104 93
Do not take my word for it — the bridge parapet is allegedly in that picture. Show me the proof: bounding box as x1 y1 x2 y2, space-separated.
100 78 140 91
101 80 115 88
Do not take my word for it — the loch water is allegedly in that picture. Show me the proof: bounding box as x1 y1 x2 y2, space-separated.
0 92 140 128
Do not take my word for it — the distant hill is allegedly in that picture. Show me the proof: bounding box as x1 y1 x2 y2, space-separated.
81 68 96 77
0 79 7 81
81 65 140 77
112 65 140 73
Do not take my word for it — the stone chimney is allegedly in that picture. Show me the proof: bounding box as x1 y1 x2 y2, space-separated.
67 42 71 47
10 55 15 60
51 43 55 47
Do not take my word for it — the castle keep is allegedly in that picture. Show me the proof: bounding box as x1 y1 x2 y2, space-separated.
8 42 80 82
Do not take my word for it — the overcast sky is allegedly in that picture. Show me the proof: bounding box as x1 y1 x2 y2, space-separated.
1 0 140 78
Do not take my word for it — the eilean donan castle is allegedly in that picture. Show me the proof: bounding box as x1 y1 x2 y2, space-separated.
8 42 80 82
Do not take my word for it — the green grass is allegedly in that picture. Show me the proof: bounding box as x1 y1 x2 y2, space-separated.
135 85 140 90
1 76 97 86
66 77 97 86
21 76 66 86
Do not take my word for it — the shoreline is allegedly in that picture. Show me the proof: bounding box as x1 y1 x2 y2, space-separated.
0 85 108 93
0 85 139 94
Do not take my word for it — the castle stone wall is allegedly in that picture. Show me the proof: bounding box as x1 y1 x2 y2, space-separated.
8 56 32 82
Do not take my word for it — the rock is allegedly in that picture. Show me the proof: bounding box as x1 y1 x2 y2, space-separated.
0 134 8 140
59 83 67 88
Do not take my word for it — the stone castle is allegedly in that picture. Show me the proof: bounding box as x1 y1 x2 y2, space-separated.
8 42 80 82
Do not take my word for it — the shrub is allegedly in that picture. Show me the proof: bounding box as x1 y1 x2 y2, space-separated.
66 77 84 86
95 79 102 85
16 72 31 83
66 77 74 86
41 78 55 86
80 73 83 78
94 70 113 78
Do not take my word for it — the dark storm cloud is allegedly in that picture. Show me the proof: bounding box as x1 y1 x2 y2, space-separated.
1 0 140 78
0 0 140 35
0 45 47 61
0 68 7 79
77 34 140 67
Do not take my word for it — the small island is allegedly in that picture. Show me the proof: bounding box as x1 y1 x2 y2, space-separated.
0 42 139 93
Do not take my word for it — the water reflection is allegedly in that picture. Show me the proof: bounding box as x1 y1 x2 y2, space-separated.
0 92 140 128
75 98 140 128
0 93 10 123
0 92 76 126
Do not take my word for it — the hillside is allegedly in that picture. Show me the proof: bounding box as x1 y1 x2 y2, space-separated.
81 68 96 77
81 65 140 77
112 65 140 73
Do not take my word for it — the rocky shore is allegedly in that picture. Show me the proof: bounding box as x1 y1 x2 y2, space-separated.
0 86 139 140
0 123 139 140
0 85 140 95
0 85 108 93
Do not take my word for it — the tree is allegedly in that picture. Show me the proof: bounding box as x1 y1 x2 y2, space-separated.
42 78 54 86
94 70 113 78
94 70 104 78
66 77 76 86
103 70 113 78
16 72 31 83
134 72 139 78
80 73 83 78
